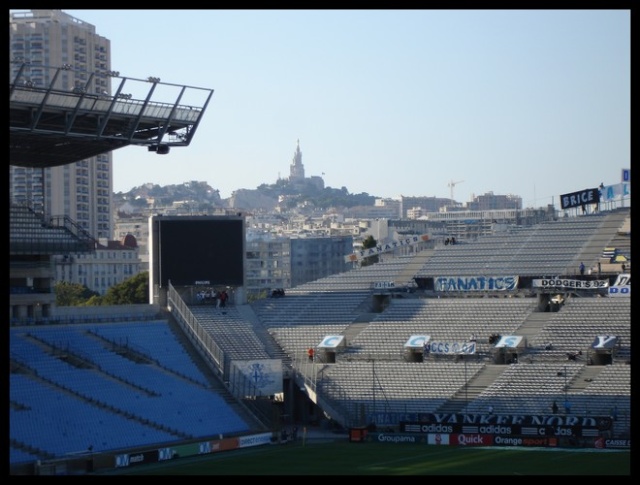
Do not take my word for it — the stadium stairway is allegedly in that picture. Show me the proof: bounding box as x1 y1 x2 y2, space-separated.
514 311 554 349
394 249 435 286
164 312 269 431
165 312 225 386
569 365 604 392
435 364 506 414
235 304 290 364
571 209 631 275
340 322 369 348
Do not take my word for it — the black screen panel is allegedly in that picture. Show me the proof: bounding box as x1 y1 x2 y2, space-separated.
157 218 244 287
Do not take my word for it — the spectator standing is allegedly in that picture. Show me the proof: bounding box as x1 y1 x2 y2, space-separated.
564 399 572 415
219 290 228 307
552 401 559 414
579 262 585 275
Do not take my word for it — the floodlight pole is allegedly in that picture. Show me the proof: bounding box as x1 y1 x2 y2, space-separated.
372 359 376 419
464 356 468 405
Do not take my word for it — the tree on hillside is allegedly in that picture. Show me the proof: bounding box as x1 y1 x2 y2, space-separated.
55 272 149 306
84 294 105 306
102 272 149 305
54 281 99 306
360 235 379 267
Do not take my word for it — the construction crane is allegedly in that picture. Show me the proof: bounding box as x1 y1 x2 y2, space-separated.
447 180 464 201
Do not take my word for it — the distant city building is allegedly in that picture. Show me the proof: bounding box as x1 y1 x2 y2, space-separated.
401 192 523 220
395 206 555 240
228 189 278 212
289 235 353 287
466 192 523 211
358 218 391 245
388 218 448 240
399 195 452 218
406 207 425 219
245 231 353 295
54 235 141 296
374 198 402 218
9 9 114 239
342 204 400 219
245 235 292 293
113 216 151 272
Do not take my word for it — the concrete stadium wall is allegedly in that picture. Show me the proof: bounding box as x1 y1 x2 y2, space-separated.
53 303 162 320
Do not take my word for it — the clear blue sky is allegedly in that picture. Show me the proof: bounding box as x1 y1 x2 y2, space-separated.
60 9 629 207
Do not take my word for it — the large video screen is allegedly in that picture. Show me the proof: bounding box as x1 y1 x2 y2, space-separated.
152 216 244 287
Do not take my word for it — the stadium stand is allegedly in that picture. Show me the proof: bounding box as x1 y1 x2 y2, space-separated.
10 320 256 465
10 206 631 474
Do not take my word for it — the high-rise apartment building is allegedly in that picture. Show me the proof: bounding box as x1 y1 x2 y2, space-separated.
9 9 113 239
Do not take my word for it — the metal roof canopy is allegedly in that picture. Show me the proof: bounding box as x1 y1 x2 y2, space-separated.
9 62 214 168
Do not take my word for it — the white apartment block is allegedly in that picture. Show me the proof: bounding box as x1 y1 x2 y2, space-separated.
54 238 141 296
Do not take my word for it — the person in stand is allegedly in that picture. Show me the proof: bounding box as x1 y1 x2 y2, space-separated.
552 400 559 414
564 399 572 415
307 347 314 362
579 262 585 276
